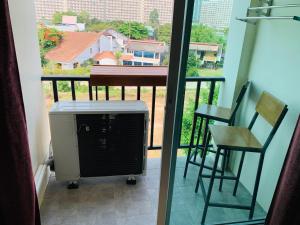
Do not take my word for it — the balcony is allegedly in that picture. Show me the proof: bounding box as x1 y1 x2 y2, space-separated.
5 0 299 224
40 66 267 225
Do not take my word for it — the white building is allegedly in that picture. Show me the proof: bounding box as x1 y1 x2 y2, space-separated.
34 0 174 24
93 51 117 65
45 29 167 69
124 40 167 66
45 31 102 70
199 0 233 29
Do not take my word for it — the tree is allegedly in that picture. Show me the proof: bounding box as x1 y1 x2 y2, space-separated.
157 23 172 45
186 52 200 77
149 9 159 29
115 51 122 65
190 24 225 44
52 11 90 24
78 11 90 24
52 11 77 24
38 26 63 66
117 22 148 40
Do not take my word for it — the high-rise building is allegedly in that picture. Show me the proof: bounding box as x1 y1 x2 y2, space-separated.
198 0 233 29
192 0 202 23
34 0 174 24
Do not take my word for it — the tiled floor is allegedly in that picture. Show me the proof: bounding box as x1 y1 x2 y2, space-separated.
41 157 266 225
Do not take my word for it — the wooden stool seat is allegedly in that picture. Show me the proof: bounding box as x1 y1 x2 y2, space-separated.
184 82 250 180
195 104 232 122
209 125 262 151
195 91 288 225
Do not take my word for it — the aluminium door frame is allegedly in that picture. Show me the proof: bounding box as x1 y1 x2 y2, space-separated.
156 0 195 224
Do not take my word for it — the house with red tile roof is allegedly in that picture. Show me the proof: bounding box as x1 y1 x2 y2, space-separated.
189 42 223 65
45 31 102 70
94 51 117 65
45 29 168 69
123 39 167 66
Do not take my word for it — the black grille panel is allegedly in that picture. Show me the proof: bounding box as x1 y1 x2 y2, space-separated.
76 113 145 177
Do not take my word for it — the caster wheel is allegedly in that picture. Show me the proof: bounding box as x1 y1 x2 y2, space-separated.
49 160 55 172
67 181 79 189
126 176 136 185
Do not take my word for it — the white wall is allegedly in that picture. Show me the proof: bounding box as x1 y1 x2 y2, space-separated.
73 41 100 65
229 0 300 211
98 58 117 65
100 35 113 52
8 0 50 202
218 0 258 108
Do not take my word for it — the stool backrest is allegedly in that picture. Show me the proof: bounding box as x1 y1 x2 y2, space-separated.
249 91 288 152
256 91 287 127
230 81 250 122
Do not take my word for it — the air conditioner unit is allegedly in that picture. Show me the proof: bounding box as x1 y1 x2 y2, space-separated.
49 101 149 188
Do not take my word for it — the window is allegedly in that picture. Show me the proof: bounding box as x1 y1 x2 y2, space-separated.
133 61 142 66
90 48 93 55
143 51 155 58
155 53 160 59
143 62 153 66
134 51 143 57
123 61 133 66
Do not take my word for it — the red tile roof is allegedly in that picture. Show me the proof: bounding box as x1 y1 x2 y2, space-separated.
189 42 220 52
120 54 134 61
94 51 116 61
45 32 102 63
126 39 166 53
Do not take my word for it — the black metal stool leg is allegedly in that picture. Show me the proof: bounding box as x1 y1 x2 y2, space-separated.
195 131 211 193
201 118 209 158
233 151 246 196
219 149 227 192
249 153 265 219
193 117 204 162
184 114 198 178
201 147 221 225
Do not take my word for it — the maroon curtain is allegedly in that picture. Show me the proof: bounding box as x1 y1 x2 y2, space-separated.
0 1 41 225
266 115 300 225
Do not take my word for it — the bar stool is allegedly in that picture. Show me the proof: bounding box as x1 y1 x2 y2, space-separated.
184 81 250 180
195 91 288 225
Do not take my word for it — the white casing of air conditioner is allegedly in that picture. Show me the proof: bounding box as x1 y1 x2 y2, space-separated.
49 101 149 182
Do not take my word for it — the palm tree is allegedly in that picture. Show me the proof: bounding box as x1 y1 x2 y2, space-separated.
115 51 122 65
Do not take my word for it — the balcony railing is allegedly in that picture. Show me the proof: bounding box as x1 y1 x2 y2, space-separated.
41 71 225 150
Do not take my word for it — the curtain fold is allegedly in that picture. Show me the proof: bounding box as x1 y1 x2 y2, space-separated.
266 115 300 225
0 1 41 225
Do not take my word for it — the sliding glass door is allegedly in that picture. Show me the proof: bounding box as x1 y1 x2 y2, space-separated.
158 0 268 224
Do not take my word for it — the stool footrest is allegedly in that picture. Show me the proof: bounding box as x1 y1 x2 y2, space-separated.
208 202 251 210
201 174 237 180
188 161 223 173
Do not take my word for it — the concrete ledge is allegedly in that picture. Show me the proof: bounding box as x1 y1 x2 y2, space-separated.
34 163 50 207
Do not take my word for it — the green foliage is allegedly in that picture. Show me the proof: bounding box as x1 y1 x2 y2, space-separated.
86 22 113 32
52 11 77 24
156 24 172 45
162 54 170 66
52 11 90 24
186 52 200 77
43 65 91 75
57 81 71 92
115 51 122 65
81 58 94 67
86 20 148 40
190 24 226 50
78 11 90 24
149 9 159 29
180 83 220 149
38 27 63 66
117 22 148 39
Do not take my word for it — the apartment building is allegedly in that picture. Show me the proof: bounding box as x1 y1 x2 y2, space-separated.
34 0 67 20
34 0 174 24
198 0 234 29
